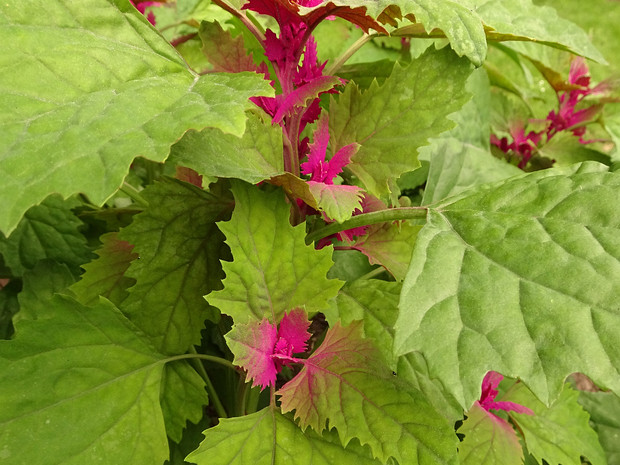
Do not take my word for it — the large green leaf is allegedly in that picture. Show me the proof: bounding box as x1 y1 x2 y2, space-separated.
579 390 620 465
169 111 284 184
0 0 272 235
329 47 472 200
119 178 232 355
504 383 607 465
208 182 343 323
0 294 168 465
395 163 620 408
187 408 382 465
278 321 458 465
0 195 93 277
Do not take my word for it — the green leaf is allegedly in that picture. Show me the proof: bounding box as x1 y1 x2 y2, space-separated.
329 47 472 199
0 281 19 340
209 182 343 323
538 132 611 167
70 232 138 307
160 361 209 443
0 0 272 235
17 260 76 322
187 408 383 465
306 182 365 223
579 390 620 465
352 221 422 280
458 402 524 465
469 0 606 64
324 280 402 369
278 321 458 465
0 195 93 277
395 163 620 408
169 111 284 184
421 68 522 205
199 20 261 73
0 294 168 465
504 383 607 465
119 178 232 354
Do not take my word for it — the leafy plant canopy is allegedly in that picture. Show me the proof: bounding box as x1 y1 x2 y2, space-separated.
1 0 619 464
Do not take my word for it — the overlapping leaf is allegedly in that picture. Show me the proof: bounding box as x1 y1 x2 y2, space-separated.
208 181 342 323
278 321 458 465
0 0 272 235
0 295 168 465
329 47 472 200
160 360 209 443
187 408 383 465
169 111 283 184
457 402 524 465
395 163 620 408
70 232 138 307
579 390 620 465
0 195 93 277
119 178 232 354
504 383 607 465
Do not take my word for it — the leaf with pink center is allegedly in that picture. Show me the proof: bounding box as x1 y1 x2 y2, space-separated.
226 309 311 390
277 321 458 464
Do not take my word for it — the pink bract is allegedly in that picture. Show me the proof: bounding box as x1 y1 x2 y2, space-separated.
477 371 534 419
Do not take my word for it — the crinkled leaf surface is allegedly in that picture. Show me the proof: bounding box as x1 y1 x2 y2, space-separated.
119 178 232 354
329 47 472 199
0 195 93 277
278 321 458 465
579 390 620 465
160 360 208 443
199 20 260 73
169 111 284 184
209 181 342 323
0 0 272 235
0 294 168 465
504 383 607 465
70 232 138 307
307 182 365 223
457 402 523 465
395 163 620 409
187 408 382 465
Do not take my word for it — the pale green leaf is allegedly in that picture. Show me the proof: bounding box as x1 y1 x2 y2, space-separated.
579 390 620 465
0 295 168 465
307 182 365 223
329 47 472 199
160 361 209 443
187 408 383 465
504 383 607 465
208 182 343 323
0 0 272 235
119 178 232 354
0 195 93 277
395 163 620 408
70 232 138 307
278 321 458 465
169 111 284 184
458 402 524 465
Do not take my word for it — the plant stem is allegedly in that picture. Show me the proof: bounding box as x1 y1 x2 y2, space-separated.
356 266 387 281
171 349 233 419
305 206 428 245
325 32 377 75
119 183 149 208
211 0 266 43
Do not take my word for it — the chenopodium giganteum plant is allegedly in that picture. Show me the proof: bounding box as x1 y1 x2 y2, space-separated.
1 0 620 464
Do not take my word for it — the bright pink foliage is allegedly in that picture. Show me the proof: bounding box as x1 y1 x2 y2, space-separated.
477 371 534 420
130 0 160 25
237 309 311 390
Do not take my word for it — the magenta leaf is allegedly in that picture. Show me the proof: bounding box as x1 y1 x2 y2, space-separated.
226 309 311 390
272 75 340 124
479 372 534 418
